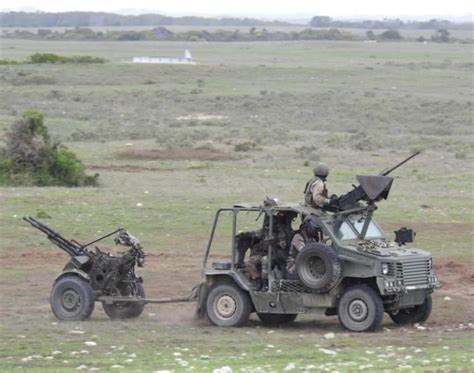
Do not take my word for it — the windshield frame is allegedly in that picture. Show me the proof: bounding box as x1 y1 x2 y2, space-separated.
333 214 386 241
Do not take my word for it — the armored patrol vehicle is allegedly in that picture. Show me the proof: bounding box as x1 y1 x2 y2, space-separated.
197 153 438 331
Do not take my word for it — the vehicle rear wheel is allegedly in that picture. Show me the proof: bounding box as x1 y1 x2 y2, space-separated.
389 295 432 325
295 243 341 293
51 276 95 321
102 282 145 319
337 284 384 332
257 313 298 325
206 283 251 327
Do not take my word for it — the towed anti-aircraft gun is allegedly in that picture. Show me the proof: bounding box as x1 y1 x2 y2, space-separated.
24 217 147 320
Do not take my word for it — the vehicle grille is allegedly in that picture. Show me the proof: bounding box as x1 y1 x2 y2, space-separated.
271 280 313 293
396 259 430 286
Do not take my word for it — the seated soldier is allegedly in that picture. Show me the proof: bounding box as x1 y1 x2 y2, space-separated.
245 211 296 290
286 215 321 278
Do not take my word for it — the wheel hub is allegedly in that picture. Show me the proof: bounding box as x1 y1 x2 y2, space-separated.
307 256 326 278
62 288 81 311
215 295 237 319
348 299 368 322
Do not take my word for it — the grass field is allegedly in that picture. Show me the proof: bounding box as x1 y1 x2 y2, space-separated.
0 38 473 371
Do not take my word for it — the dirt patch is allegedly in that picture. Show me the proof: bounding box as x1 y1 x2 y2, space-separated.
116 147 232 161
435 260 474 296
1 245 473 326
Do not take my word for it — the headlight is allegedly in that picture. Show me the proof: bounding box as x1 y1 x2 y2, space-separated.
382 263 389 275
428 258 433 270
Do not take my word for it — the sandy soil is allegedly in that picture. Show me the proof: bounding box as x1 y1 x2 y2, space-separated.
1 245 472 329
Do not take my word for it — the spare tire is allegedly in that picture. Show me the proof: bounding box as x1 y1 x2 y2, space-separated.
295 243 341 293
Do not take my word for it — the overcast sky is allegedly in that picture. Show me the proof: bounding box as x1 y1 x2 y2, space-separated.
3 0 473 19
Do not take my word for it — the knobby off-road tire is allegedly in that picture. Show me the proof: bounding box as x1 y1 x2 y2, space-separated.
388 295 432 325
337 284 384 332
257 313 298 325
295 243 342 293
102 282 145 319
206 283 251 327
51 276 95 321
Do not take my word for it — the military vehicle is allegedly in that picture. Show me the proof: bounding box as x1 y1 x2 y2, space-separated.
24 152 438 332
197 152 439 331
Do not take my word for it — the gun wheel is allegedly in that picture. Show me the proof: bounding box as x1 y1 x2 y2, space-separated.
102 282 145 319
51 276 95 321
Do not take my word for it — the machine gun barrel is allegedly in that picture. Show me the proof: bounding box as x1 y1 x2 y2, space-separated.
23 216 84 257
380 151 421 176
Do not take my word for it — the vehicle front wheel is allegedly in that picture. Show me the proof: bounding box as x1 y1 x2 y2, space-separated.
389 295 432 325
102 282 145 319
337 284 384 332
257 313 298 325
206 283 251 327
51 275 95 321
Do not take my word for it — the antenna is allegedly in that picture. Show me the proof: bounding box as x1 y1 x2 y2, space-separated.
248 179 269 200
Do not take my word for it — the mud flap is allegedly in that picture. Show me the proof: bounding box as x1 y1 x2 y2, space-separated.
194 282 209 319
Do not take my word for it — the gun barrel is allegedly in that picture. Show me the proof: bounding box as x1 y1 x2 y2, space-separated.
380 151 420 176
23 216 83 257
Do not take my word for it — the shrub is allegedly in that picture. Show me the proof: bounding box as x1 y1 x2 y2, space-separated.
234 141 258 152
379 30 402 41
0 59 21 65
27 52 106 64
0 110 99 187
28 53 66 63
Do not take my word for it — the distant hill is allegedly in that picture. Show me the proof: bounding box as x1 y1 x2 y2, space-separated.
0 11 291 27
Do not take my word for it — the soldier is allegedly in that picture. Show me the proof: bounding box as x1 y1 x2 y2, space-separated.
287 215 320 277
304 163 331 208
245 211 295 289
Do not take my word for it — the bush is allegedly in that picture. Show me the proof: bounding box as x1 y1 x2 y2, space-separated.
234 141 258 152
27 52 106 64
0 110 99 187
28 53 66 63
379 29 402 41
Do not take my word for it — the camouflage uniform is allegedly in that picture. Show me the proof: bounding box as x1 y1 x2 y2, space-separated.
245 214 295 280
304 176 330 208
245 229 265 280
286 231 317 274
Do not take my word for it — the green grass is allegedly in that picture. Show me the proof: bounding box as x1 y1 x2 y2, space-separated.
0 37 472 372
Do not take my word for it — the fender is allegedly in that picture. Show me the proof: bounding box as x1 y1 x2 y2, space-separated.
55 269 90 283
205 270 251 291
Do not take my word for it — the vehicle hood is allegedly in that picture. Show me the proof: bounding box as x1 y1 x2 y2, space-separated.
343 240 432 259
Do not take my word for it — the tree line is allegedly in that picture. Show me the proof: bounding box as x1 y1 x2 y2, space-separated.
1 27 463 43
0 11 471 31
0 11 289 27
309 16 472 31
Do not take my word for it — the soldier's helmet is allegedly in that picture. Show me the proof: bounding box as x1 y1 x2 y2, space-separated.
302 215 320 236
313 163 329 177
